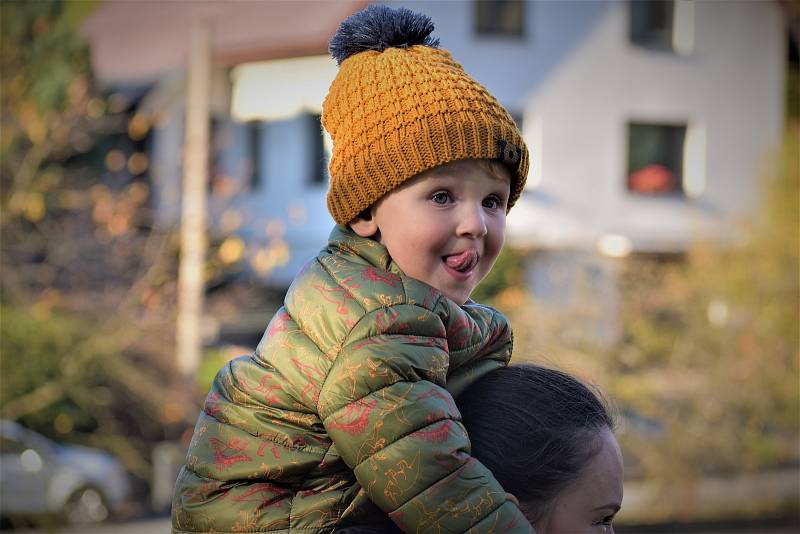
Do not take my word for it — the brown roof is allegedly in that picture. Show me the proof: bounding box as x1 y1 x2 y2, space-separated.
81 0 368 85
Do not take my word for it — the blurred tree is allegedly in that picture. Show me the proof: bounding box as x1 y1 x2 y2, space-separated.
0 0 194 493
471 245 525 304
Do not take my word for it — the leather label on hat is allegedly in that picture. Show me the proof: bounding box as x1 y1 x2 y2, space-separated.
497 140 521 169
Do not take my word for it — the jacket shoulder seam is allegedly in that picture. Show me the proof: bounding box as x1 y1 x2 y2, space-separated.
316 254 369 315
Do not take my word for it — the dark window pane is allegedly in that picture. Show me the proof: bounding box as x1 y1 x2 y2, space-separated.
248 121 262 191
627 122 686 196
208 117 222 194
630 0 674 50
309 114 327 186
475 0 524 38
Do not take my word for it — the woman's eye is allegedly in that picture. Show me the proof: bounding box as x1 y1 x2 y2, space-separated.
431 192 451 204
594 515 615 526
591 516 613 526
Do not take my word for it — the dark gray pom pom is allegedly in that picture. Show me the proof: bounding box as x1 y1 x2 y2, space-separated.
329 4 440 65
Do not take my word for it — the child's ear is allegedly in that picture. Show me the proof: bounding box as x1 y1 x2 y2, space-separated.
349 209 378 237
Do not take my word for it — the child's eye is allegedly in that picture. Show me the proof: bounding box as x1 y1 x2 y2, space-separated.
431 191 451 204
482 195 503 209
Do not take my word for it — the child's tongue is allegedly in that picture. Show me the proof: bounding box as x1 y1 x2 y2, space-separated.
444 250 477 272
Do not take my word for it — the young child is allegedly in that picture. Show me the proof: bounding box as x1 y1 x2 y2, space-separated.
172 4 532 533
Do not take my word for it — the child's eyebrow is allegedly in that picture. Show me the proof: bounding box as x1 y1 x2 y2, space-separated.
418 173 457 183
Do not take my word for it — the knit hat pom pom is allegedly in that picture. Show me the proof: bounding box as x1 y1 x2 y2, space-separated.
329 4 440 65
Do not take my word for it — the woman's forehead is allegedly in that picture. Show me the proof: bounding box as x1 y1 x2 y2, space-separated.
531 430 622 532
573 430 623 506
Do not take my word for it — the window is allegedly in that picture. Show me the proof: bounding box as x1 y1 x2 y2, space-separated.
630 0 674 50
206 119 264 194
475 0 524 38
247 121 263 191
630 0 694 54
208 117 227 195
307 114 328 186
627 122 686 196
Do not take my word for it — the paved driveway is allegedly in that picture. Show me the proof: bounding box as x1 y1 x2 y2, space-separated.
26 518 171 534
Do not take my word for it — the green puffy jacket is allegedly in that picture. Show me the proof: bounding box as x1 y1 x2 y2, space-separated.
172 226 533 533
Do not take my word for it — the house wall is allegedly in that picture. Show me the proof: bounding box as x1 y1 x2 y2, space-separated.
147 69 334 286
221 114 332 284
147 0 786 290
389 0 785 251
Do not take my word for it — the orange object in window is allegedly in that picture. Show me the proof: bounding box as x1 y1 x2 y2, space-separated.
628 163 677 194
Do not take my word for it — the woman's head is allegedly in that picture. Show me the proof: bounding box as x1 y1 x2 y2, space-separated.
457 364 623 533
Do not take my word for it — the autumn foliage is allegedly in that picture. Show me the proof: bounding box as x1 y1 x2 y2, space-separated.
0 1 191 489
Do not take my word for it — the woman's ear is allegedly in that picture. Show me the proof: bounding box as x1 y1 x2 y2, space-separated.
349 215 378 238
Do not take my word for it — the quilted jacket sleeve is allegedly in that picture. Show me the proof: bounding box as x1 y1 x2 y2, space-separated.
317 303 534 533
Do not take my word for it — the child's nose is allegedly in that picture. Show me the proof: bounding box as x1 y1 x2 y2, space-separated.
457 204 488 238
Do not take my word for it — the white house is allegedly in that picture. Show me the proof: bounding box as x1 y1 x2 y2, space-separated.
83 0 787 336
388 0 787 342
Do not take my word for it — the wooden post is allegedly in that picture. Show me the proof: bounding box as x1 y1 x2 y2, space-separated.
176 20 211 378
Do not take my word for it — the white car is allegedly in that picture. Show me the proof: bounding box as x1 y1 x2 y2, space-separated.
0 419 132 526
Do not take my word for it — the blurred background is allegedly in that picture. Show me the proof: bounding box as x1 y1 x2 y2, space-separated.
1 0 797 531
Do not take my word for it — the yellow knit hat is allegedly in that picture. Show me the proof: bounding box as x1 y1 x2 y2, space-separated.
322 5 529 225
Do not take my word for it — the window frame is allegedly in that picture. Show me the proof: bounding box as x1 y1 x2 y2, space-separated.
474 0 526 40
625 121 688 198
629 0 674 51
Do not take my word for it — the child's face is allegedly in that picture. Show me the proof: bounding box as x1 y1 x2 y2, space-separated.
351 159 510 305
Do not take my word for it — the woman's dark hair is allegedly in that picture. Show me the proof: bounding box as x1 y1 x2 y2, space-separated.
456 363 615 524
